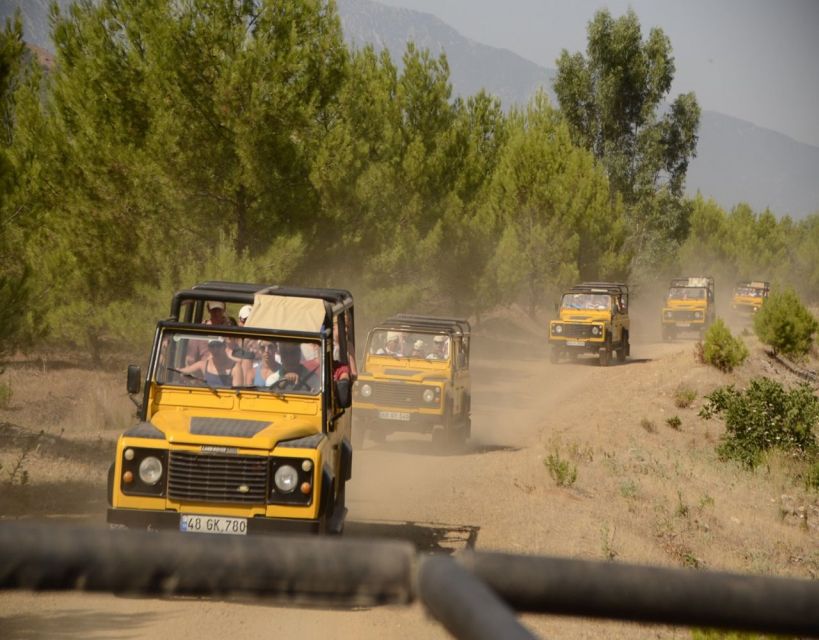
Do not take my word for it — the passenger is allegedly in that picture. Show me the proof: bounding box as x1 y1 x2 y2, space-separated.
234 305 258 384
426 335 449 360
253 342 282 386
377 332 402 356
410 339 426 358
177 339 242 387
187 301 237 364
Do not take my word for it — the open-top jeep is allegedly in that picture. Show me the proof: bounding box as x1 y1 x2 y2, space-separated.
353 314 471 447
548 282 630 366
731 280 770 315
107 281 355 535
661 276 715 340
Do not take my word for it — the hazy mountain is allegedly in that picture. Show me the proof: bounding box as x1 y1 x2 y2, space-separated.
6 0 818 219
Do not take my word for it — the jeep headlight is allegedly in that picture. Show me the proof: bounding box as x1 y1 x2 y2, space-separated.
664 311 673 319
274 465 299 493
554 325 563 334
694 311 703 319
591 326 600 336
423 388 436 403
360 383 372 398
138 456 163 485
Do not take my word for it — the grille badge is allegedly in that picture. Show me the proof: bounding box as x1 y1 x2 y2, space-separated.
201 445 238 455
237 485 250 493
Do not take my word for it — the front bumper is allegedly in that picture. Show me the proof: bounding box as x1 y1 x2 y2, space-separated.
107 507 322 534
355 407 444 433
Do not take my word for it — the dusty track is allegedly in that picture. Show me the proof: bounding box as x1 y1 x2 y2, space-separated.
0 329 816 639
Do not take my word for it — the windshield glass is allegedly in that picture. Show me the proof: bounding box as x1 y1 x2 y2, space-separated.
735 286 764 297
561 293 611 311
367 330 450 361
668 287 706 300
154 330 321 394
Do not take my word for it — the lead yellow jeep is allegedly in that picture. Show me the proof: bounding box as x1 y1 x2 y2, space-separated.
352 315 471 447
107 282 355 535
661 276 715 340
549 283 630 366
731 280 769 316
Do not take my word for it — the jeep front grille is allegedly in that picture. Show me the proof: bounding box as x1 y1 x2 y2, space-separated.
668 310 700 321
168 451 268 504
367 381 426 407
559 324 599 338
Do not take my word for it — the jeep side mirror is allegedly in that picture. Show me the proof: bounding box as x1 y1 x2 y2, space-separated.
127 365 142 395
335 378 352 409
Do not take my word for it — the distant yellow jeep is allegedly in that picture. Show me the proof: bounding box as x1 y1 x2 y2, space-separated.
549 283 630 366
661 276 715 340
353 315 471 447
731 280 769 315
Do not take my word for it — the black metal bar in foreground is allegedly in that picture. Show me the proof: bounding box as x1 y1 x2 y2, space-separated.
458 551 819 638
0 522 414 607
418 555 537 640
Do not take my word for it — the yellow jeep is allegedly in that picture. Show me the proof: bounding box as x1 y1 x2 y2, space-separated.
731 280 769 315
549 283 630 366
353 315 471 447
661 276 715 340
107 282 355 535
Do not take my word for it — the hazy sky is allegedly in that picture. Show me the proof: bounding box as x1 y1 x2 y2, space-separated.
377 0 819 147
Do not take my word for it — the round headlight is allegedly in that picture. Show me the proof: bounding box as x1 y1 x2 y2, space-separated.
591 326 600 336
138 456 163 485
360 383 372 398
694 311 703 319
664 311 672 319
423 388 435 403
554 325 563 334
274 465 299 493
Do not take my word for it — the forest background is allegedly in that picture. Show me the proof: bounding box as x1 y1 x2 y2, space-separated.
1 0 817 362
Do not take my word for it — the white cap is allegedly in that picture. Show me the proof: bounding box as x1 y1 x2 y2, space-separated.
433 335 447 343
386 332 399 341
413 339 424 350
207 301 225 311
238 305 253 321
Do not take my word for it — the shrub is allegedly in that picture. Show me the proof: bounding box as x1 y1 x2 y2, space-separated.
544 451 577 487
673 385 696 408
666 415 682 430
753 288 819 360
701 318 748 372
700 377 819 468
640 417 657 433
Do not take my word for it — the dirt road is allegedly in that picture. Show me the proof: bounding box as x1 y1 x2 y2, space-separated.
0 329 815 639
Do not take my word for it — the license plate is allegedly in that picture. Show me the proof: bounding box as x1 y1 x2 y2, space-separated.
379 410 411 421
180 514 248 535
566 340 586 347
677 323 691 328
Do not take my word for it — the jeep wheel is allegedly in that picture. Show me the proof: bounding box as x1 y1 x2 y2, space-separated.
599 347 611 367
352 424 366 449
549 346 560 364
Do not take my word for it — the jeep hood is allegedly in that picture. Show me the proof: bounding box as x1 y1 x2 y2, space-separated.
149 409 319 450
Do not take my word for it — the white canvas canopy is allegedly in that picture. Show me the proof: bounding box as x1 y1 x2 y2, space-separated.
244 294 326 333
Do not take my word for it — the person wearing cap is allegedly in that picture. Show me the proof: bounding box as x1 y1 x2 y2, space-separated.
237 305 253 324
233 304 258 384
376 331 403 356
426 335 449 360
410 338 426 358
187 301 237 365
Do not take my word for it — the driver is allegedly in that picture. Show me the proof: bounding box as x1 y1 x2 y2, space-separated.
277 342 318 390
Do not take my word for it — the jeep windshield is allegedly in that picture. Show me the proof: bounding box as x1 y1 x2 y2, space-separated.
734 286 764 297
562 293 611 311
668 287 706 300
154 329 321 395
366 329 449 361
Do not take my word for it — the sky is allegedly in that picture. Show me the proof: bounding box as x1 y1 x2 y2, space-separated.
377 0 819 147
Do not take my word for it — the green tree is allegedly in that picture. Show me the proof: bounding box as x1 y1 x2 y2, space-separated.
479 93 626 318
753 289 819 360
554 9 700 267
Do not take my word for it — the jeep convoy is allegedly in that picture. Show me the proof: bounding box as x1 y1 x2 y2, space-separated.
353 315 471 447
108 282 355 535
661 276 715 340
548 282 630 366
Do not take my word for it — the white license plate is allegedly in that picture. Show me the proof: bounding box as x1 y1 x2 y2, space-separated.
677 323 691 328
180 514 248 535
379 410 411 421
566 340 586 347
